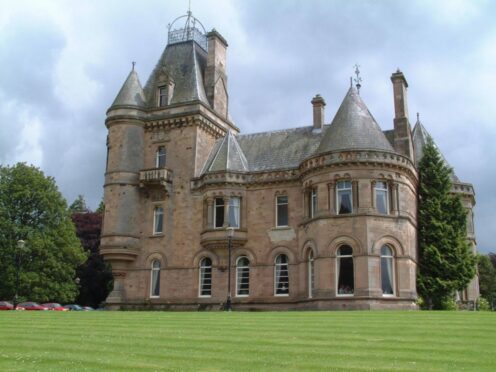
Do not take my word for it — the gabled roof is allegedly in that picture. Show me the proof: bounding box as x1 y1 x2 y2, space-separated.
316 87 394 154
412 119 459 182
144 41 209 107
110 70 146 108
203 130 249 173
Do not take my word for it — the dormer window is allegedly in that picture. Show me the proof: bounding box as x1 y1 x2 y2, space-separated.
159 86 168 107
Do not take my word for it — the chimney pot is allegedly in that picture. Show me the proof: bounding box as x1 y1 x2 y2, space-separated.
311 94 326 131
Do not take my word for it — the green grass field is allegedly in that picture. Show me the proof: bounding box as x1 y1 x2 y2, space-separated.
0 311 494 371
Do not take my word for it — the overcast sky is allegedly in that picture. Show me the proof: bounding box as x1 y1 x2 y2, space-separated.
1 0 494 253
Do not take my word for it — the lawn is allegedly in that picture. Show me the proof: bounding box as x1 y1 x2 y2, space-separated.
0 311 494 371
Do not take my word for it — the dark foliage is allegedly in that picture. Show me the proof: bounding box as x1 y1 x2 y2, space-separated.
71 212 112 308
478 254 496 307
417 138 476 309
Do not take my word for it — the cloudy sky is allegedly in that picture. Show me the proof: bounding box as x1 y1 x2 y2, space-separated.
1 0 494 253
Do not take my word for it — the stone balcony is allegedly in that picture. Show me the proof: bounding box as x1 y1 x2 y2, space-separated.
200 228 247 255
139 168 172 191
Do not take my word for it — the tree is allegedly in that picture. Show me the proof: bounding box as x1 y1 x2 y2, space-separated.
417 139 476 309
95 199 105 214
71 212 112 308
0 163 87 303
478 253 496 307
69 194 90 213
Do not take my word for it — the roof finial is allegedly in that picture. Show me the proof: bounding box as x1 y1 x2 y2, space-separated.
188 0 192 15
350 77 353 88
416 112 420 123
353 64 362 94
132 61 136 71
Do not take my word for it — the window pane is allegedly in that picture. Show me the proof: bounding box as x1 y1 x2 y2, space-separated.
338 190 352 214
156 147 166 168
200 258 212 296
308 251 314 298
275 255 289 295
381 256 394 295
159 87 168 107
151 261 160 297
214 198 224 228
236 257 250 296
228 197 240 228
376 190 388 214
277 196 288 226
154 207 163 234
337 257 354 295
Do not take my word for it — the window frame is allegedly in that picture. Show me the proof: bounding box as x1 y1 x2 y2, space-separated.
156 146 166 168
274 254 290 296
199 257 212 298
158 86 168 107
380 245 395 297
375 181 389 215
228 197 241 229
276 195 289 227
153 206 164 235
308 250 315 299
336 180 353 215
236 256 250 297
336 245 354 297
213 198 225 229
150 260 161 298
308 188 317 219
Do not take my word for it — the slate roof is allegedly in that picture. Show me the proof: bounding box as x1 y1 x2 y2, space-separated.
110 70 146 108
317 87 394 154
412 119 460 182
203 130 249 173
144 41 209 107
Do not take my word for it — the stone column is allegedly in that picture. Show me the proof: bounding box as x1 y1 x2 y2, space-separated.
328 182 336 215
352 180 359 213
223 196 230 227
206 198 214 229
317 183 328 216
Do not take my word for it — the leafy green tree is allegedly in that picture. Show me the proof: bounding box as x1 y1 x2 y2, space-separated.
478 253 496 307
0 163 87 303
417 139 476 309
69 194 90 213
95 199 105 214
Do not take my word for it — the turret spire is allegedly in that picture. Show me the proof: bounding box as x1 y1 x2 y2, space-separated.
353 64 362 94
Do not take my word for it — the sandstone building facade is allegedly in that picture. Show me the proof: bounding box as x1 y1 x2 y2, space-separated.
101 14 478 310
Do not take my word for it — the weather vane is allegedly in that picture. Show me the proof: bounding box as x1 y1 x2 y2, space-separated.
353 64 362 94
132 61 136 71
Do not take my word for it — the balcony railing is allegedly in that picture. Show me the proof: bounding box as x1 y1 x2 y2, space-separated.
139 168 172 189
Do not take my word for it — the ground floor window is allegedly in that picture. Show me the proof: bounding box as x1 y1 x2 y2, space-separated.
381 245 394 295
308 250 315 298
236 256 250 296
199 257 212 297
275 254 289 295
150 260 161 298
337 245 354 295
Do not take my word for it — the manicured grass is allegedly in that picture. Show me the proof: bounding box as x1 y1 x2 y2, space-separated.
0 311 494 371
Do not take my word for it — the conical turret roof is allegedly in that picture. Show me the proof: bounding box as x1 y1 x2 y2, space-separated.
316 87 394 154
110 69 145 108
202 130 249 173
412 117 459 181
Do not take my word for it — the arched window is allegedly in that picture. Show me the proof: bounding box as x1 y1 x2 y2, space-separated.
381 245 395 296
150 260 161 298
308 250 315 298
236 256 250 297
336 245 354 295
199 257 212 297
275 254 289 296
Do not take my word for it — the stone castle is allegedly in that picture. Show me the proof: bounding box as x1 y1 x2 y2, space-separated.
100 13 478 310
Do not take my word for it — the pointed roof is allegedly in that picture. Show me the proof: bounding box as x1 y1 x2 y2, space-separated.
316 87 394 154
144 41 209 107
412 117 459 181
203 130 249 173
110 69 145 108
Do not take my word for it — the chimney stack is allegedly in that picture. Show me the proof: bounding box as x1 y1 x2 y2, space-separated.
311 94 326 131
390 70 414 160
205 29 229 118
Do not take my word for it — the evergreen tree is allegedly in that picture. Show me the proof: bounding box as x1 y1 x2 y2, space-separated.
478 253 496 307
95 199 105 214
69 194 90 213
0 163 87 303
417 138 476 309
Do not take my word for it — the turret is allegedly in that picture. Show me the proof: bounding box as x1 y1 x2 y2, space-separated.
391 70 414 160
101 66 146 305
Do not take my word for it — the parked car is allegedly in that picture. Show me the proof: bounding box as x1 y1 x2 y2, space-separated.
63 304 84 311
0 301 14 310
42 303 68 311
17 302 48 311
82 306 94 311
